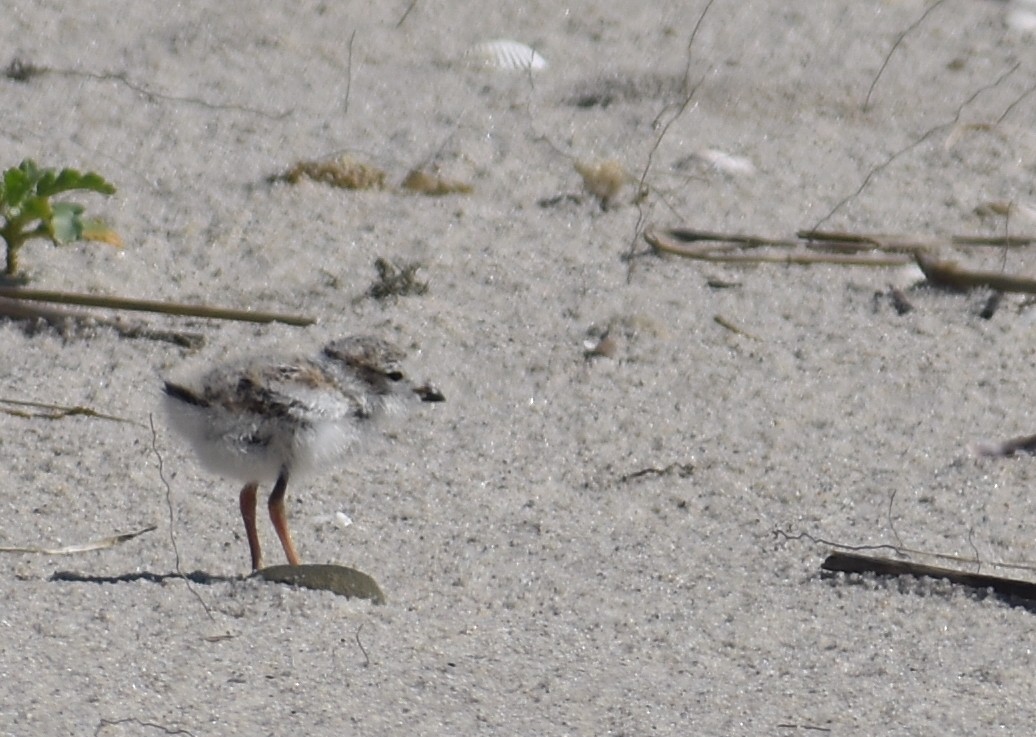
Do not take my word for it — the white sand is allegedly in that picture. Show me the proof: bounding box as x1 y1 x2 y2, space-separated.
3 1 1036 734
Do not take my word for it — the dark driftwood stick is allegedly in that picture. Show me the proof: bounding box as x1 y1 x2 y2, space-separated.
822 551 1036 601
915 255 1036 294
974 432 1036 457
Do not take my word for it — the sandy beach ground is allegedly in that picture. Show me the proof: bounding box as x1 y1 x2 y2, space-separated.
3 1 1036 734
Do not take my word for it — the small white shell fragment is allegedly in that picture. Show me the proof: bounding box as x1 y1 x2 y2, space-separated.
1007 0 1036 33
889 261 926 291
690 148 756 177
313 512 354 529
464 39 548 71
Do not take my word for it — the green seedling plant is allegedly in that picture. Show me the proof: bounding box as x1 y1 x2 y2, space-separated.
0 159 120 279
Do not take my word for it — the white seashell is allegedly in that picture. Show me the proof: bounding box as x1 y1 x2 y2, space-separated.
312 511 354 529
464 39 548 71
690 148 756 177
889 262 926 291
1007 0 1036 33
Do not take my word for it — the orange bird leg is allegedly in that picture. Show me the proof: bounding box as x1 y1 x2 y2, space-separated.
268 468 301 566
239 482 262 571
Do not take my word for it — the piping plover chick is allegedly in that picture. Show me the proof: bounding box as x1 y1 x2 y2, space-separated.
162 335 444 571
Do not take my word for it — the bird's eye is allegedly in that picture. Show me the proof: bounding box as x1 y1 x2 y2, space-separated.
386 370 404 382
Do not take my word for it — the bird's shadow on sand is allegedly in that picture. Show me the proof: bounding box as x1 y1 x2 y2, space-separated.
49 569 237 585
48 563 386 603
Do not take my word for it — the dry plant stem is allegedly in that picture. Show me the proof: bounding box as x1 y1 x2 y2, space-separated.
0 397 134 423
396 0 418 27
813 61 1021 231
644 229 912 267
0 525 155 555
149 414 218 625
625 0 718 281
343 30 356 114
822 551 1036 602
96 718 197 737
863 0 949 111
14 62 287 119
947 234 1036 247
799 230 934 253
665 227 801 249
915 254 1036 294
713 315 759 340
800 229 1036 251
0 288 315 325
647 228 1036 275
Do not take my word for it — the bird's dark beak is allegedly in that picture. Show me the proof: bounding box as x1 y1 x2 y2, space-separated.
415 385 445 403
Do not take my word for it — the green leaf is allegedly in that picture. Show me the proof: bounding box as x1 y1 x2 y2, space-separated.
2 164 35 209
18 195 52 224
0 159 117 277
73 171 116 195
34 168 56 197
36 167 116 198
48 201 86 244
17 159 40 183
